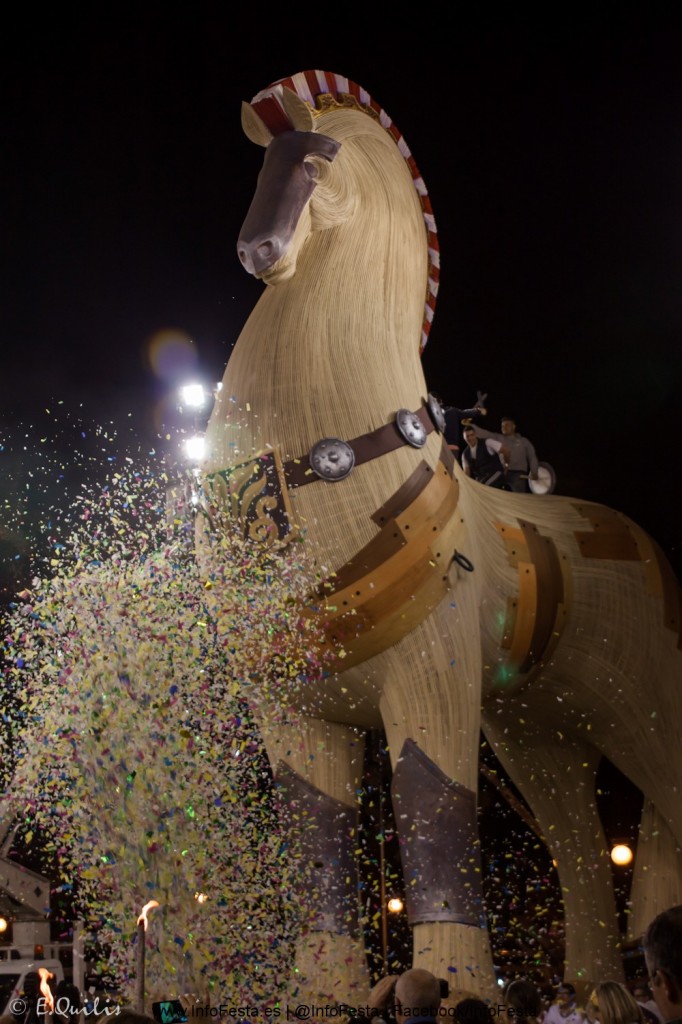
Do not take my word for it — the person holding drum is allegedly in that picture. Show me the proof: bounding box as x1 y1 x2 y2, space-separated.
473 415 540 492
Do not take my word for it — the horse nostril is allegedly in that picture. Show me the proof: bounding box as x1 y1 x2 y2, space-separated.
237 236 281 275
256 240 275 261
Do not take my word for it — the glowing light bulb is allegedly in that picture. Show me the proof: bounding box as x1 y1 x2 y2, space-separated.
180 384 206 409
611 843 633 866
184 435 206 462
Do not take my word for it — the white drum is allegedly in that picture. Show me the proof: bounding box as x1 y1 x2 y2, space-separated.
528 461 557 495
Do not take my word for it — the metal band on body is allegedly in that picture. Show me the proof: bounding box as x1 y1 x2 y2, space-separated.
284 401 441 488
391 739 485 927
275 763 361 937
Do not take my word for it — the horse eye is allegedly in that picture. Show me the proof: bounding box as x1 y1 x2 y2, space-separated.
303 159 319 180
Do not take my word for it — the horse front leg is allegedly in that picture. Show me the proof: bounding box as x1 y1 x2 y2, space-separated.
628 799 682 940
256 712 370 1005
482 717 624 991
377 598 497 1002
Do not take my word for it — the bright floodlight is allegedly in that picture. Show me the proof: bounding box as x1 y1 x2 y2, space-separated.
387 897 404 914
0 916 8 933
611 843 633 866
184 435 206 462
180 383 207 409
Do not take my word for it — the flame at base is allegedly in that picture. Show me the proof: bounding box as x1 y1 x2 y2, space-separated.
38 968 55 1012
136 899 160 931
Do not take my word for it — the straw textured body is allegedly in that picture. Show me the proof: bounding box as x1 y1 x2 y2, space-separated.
203 71 682 1002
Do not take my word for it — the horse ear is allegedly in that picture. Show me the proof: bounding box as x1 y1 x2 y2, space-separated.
241 101 274 148
280 87 316 132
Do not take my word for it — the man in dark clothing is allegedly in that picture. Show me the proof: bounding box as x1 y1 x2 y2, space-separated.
461 424 508 488
440 391 488 458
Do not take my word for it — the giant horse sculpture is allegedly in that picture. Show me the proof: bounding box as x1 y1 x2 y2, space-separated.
202 71 682 1002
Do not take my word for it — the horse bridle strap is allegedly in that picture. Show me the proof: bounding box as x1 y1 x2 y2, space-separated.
283 402 441 488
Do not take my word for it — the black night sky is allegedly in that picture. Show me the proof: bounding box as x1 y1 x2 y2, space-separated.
1 7 679 979
2 9 681 582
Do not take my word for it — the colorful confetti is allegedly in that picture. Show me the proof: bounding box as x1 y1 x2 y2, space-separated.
1 409 333 1005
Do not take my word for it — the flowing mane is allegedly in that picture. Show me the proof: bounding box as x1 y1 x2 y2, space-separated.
248 69 440 352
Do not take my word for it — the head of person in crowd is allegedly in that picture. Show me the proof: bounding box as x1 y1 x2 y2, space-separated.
453 998 491 1024
52 980 81 1024
586 982 644 1024
500 416 518 436
463 425 478 447
557 983 577 1008
644 904 682 1022
630 982 661 1024
394 969 442 1022
12 972 40 1024
113 1012 157 1024
505 979 542 1021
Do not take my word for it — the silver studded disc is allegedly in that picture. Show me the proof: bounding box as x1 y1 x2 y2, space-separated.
427 393 446 433
309 438 355 481
396 408 428 447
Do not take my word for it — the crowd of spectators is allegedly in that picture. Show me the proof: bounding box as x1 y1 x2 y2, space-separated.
2 901 680 1024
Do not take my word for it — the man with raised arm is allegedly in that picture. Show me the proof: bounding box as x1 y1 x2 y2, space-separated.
474 414 539 492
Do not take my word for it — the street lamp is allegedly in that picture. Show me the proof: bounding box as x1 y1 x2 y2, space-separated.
176 380 222 464
178 381 222 416
611 843 633 866
179 383 208 410
376 749 405 973
184 435 206 463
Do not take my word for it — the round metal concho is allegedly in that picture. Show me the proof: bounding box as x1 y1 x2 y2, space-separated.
395 408 428 448
427 393 446 433
309 438 356 481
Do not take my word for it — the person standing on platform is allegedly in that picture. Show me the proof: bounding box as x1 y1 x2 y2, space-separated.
440 390 488 459
461 424 508 489
474 414 539 492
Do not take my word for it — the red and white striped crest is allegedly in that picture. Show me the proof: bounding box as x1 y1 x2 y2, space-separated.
248 70 439 354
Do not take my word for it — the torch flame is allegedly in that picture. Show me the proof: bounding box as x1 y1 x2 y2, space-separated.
38 968 55 1012
136 898 160 930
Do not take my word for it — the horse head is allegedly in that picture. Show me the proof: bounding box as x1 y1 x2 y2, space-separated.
237 88 347 284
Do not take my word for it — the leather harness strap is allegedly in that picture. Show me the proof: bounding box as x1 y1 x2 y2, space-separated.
282 404 435 488
301 450 461 671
